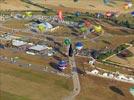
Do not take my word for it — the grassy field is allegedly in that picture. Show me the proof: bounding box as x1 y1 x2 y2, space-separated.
0 0 43 11
76 75 134 100
31 0 134 13
0 61 73 100
3 19 29 29
0 0 133 14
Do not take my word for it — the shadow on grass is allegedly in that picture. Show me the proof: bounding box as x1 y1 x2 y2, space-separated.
72 67 85 75
53 55 62 61
54 47 67 57
46 37 54 41
71 32 79 36
49 62 62 71
109 86 125 96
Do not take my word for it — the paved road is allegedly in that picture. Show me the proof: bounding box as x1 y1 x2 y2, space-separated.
64 55 81 100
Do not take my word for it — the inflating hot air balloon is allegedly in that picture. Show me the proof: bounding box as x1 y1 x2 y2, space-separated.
64 38 71 55
131 11 134 17
84 20 91 27
128 2 133 8
64 38 71 46
80 26 87 33
58 60 67 70
106 11 112 17
123 4 129 10
25 12 32 17
103 0 110 5
96 13 103 18
75 11 80 17
129 87 134 96
75 42 83 50
38 24 46 32
58 10 63 20
94 25 103 33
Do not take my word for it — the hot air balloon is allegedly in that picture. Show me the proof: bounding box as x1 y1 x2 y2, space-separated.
106 11 112 17
64 38 71 55
78 20 85 27
75 11 80 17
96 13 103 18
79 26 88 39
80 26 87 33
75 42 83 50
103 0 110 5
25 12 32 17
58 60 67 70
128 2 133 8
38 24 46 32
84 20 91 27
64 38 71 46
94 25 103 33
123 4 129 10
58 10 63 20
129 87 134 96
131 11 134 17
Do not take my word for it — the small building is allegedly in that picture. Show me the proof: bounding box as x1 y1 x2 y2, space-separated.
91 69 99 74
12 40 27 47
103 73 108 77
117 75 127 80
28 45 48 55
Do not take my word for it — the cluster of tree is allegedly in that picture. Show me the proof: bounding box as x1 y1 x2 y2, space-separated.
117 49 133 58
96 44 129 61
96 50 114 60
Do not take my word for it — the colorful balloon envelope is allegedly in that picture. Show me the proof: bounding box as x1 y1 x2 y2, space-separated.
64 38 71 46
58 10 63 20
84 20 91 27
123 4 129 10
106 11 112 17
80 26 87 33
38 24 46 32
75 42 83 50
75 11 80 17
25 12 32 17
58 60 67 70
131 11 134 16
129 87 134 96
94 25 102 33
128 2 133 8
103 0 110 4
